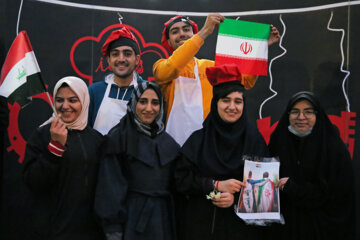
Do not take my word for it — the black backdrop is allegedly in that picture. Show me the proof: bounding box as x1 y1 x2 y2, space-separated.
1 0 359 238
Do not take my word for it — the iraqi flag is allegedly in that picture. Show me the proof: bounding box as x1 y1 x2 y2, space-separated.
0 31 46 107
215 19 270 76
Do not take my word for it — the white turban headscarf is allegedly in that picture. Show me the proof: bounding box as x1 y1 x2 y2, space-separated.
41 76 89 130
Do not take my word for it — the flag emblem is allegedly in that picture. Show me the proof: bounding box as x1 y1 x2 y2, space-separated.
240 42 253 55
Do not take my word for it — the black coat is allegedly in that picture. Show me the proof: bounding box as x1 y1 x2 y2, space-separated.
175 124 269 240
94 115 180 240
23 124 105 240
270 132 354 240
268 92 355 240
174 82 271 240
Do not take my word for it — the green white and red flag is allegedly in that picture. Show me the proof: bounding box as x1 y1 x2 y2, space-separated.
0 31 46 107
215 19 270 76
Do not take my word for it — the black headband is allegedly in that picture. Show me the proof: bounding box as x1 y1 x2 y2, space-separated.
165 17 193 39
108 37 140 55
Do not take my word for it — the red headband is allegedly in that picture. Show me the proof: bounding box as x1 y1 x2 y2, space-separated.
161 16 199 53
101 27 140 56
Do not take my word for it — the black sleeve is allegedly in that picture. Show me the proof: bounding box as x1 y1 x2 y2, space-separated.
22 127 62 193
94 151 128 234
282 177 326 209
283 146 353 210
174 154 213 195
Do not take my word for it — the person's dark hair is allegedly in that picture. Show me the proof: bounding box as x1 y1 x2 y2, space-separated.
58 82 69 89
213 81 244 101
248 171 252 178
145 82 162 101
263 172 269 178
165 16 194 39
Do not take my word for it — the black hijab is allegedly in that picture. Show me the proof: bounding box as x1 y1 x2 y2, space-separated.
269 91 345 180
268 91 354 239
181 81 268 179
106 82 179 167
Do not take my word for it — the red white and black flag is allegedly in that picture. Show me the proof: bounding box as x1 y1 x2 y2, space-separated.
0 31 46 107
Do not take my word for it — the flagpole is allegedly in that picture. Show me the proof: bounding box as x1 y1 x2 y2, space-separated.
45 91 56 114
38 75 56 114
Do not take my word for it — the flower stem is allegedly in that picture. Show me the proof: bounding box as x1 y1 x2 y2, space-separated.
211 206 216 234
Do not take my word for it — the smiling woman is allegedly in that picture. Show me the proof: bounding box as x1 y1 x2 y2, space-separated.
269 91 354 240
95 81 180 240
135 88 160 125
22 76 105 240
288 99 316 135
217 91 244 123
128 81 165 136
55 85 82 123
174 64 269 240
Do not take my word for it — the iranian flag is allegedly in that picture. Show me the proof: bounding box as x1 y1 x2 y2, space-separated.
215 19 270 76
0 31 46 107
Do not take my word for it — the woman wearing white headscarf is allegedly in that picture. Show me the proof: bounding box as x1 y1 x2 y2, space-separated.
23 77 105 240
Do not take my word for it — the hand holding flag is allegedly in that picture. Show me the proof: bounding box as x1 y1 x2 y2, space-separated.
268 25 281 46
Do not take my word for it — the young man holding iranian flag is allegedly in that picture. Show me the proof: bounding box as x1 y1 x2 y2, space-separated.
153 13 280 146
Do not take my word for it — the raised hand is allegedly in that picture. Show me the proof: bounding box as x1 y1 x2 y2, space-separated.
268 24 281 46
197 13 225 40
50 114 68 146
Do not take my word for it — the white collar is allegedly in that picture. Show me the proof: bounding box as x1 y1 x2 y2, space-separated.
105 71 138 87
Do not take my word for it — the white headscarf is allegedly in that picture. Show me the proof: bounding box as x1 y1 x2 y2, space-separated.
41 76 89 130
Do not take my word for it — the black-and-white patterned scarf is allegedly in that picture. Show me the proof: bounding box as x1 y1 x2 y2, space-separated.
127 81 165 137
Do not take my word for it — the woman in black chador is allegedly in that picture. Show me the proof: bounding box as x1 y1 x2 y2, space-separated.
269 91 354 240
175 64 269 240
23 76 105 240
95 82 180 240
